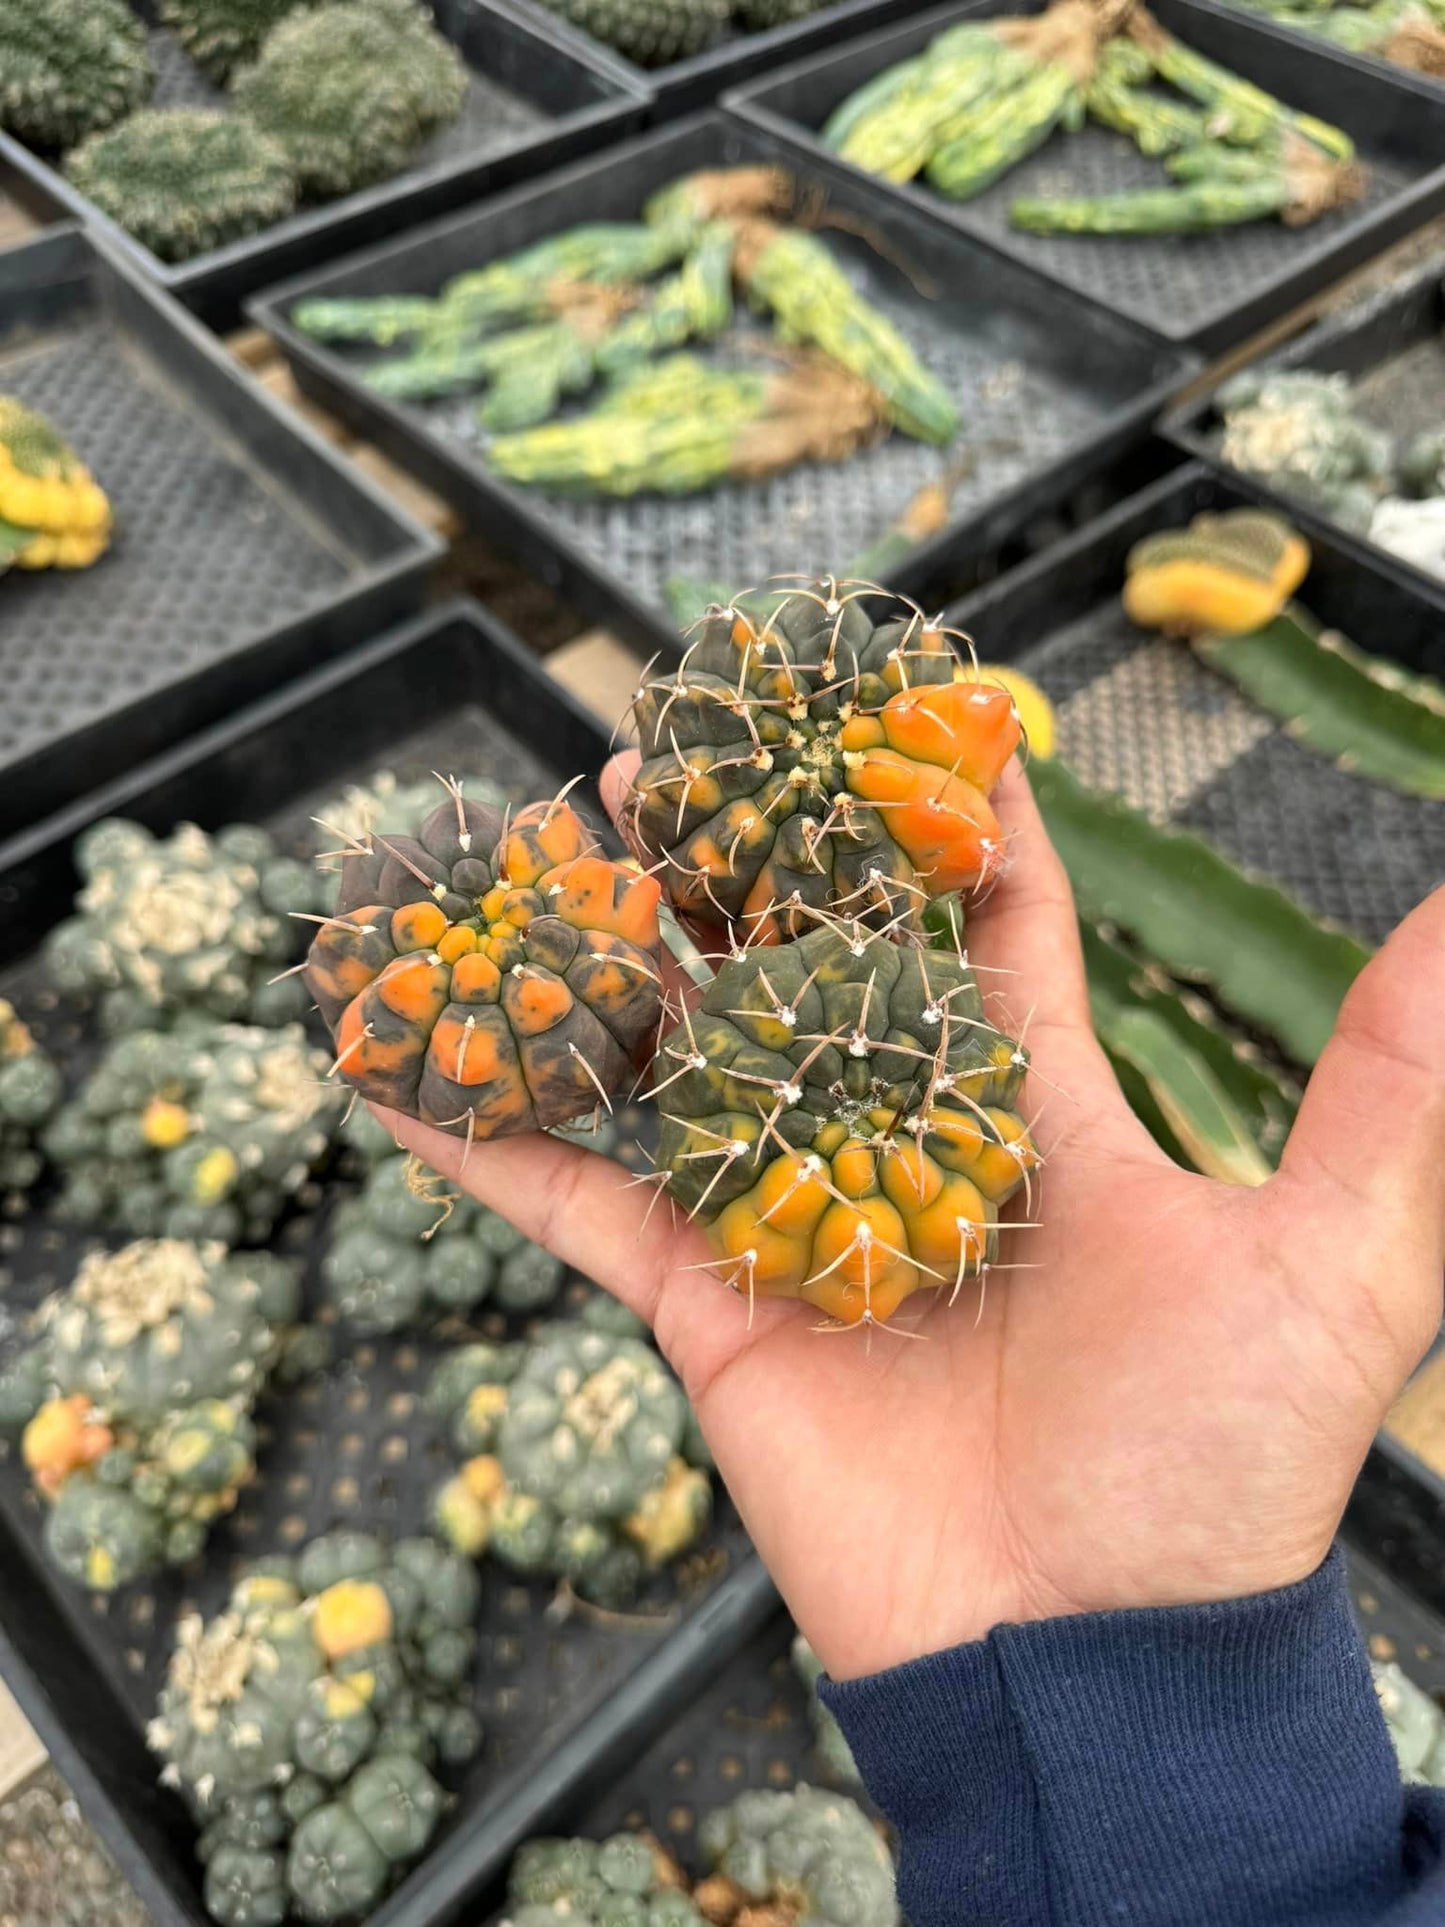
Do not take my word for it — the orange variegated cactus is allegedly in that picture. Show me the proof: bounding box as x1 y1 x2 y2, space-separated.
625 580 1021 944
655 909 1038 1327
304 786 662 1140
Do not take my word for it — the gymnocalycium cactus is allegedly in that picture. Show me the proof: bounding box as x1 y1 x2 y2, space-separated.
233 0 468 200
624 581 1021 943
0 0 153 152
65 109 298 264
0 999 62 1197
303 787 663 1143
695 1786 897 1927
45 818 324 1034
653 903 1038 1328
0 1239 306 1590
322 1148 566 1333
504 1831 703 1926
157 0 322 83
45 1021 341 1244
313 767 506 907
149 1530 483 1926
429 1323 712 1605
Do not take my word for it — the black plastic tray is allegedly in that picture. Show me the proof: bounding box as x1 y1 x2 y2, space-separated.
250 112 1193 662
0 598 775 1927
503 0 943 118
726 0 1445 354
0 226 443 843
0 152 69 248
0 0 650 330
1163 254 1445 614
945 460 1443 947
1177 0 1445 99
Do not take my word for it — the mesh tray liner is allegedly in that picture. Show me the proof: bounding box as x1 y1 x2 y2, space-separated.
145 18 546 173
0 691 751 1922
337 253 1112 620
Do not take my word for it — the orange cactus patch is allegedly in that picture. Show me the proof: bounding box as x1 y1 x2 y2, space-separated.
23 1394 114 1497
626 580 1022 943
305 783 662 1141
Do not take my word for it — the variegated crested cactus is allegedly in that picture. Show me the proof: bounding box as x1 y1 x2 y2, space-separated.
303 783 663 1142
624 581 1021 944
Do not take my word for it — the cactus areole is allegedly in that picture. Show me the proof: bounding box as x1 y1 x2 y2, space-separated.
655 908 1039 1326
304 786 663 1140
624 582 1022 944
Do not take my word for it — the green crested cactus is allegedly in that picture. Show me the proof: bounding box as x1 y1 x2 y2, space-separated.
45 1020 341 1244
44 817 324 1034
1215 368 1393 532
505 1831 701 1926
697 1786 897 1927
233 0 468 200
0 0 153 152
429 1323 712 1605
321 1148 566 1333
791 1635 862 1786
530 0 729 66
65 109 298 265
0 1238 304 1589
149 1530 483 1925
0 998 62 1196
157 0 323 83
1374 1660 1445 1786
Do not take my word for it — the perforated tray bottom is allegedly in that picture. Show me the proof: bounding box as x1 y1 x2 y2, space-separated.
146 20 546 181
0 701 750 1911
1010 602 1442 944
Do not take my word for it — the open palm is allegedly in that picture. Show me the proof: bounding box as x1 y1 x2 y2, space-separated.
378 756 1445 1682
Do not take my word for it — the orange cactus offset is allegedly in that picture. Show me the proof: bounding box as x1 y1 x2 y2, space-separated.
625 580 1022 945
654 909 1039 1327
22 1393 114 1496
304 782 663 1141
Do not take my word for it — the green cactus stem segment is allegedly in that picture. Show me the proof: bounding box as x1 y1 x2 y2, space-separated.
1012 137 1362 232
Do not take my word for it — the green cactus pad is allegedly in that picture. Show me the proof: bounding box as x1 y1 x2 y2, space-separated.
0 0 153 152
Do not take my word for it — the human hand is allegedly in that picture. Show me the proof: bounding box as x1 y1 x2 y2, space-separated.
376 755 1445 1682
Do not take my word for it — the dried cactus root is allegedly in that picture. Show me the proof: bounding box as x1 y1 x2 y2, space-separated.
428 1323 713 1605
148 1530 483 1925
302 782 663 1141
653 908 1038 1328
0 1238 312 1590
0 396 112 573
626 579 1021 943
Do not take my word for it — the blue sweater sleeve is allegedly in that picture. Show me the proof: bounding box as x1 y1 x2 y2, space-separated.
819 1547 1445 1926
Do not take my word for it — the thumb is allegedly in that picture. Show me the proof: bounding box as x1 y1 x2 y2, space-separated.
1277 884 1445 1255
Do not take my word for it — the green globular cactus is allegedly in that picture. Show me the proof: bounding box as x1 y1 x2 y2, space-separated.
65 109 298 265
504 1831 701 1925
530 0 729 66
0 0 153 152
0 999 62 1197
0 1238 306 1590
158 0 323 84
233 0 468 200
321 1148 566 1333
1215 369 1394 533
44 818 325 1034
44 1020 342 1244
429 1323 712 1605
312 768 506 906
696 1786 897 1927
792 1635 862 1786
149 1531 483 1926
1400 428 1445 499
1374 1661 1445 1786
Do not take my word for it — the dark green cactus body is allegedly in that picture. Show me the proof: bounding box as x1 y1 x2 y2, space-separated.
531 0 729 65
159 0 322 83
0 0 153 151
699 1785 898 1926
65 110 297 264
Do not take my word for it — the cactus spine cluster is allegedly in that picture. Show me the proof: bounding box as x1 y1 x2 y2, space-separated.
0 0 153 152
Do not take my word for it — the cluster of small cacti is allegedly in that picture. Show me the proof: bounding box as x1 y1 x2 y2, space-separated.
0 0 152 151
823 0 1362 236
1218 0 1445 76
1374 1661 1445 1785
45 818 323 1034
1121 506 1445 800
0 1000 62 1197
233 0 468 200
502 1786 896 1927
148 1528 484 1925
529 0 830 66
44 1020 341 1243
1214 360 1445 584
428 1319 713 1604
65 109 299 264
291 166 957 495
0 1239 315 1590
0 397 112 574
321 1145 566 1332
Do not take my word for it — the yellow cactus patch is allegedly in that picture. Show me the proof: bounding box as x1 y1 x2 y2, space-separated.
1123 509 1310 637
312 1578 393 1658
960 664 1056 759
140 1097 193 1149
624 1459 711 1566
189 1146 239 1204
